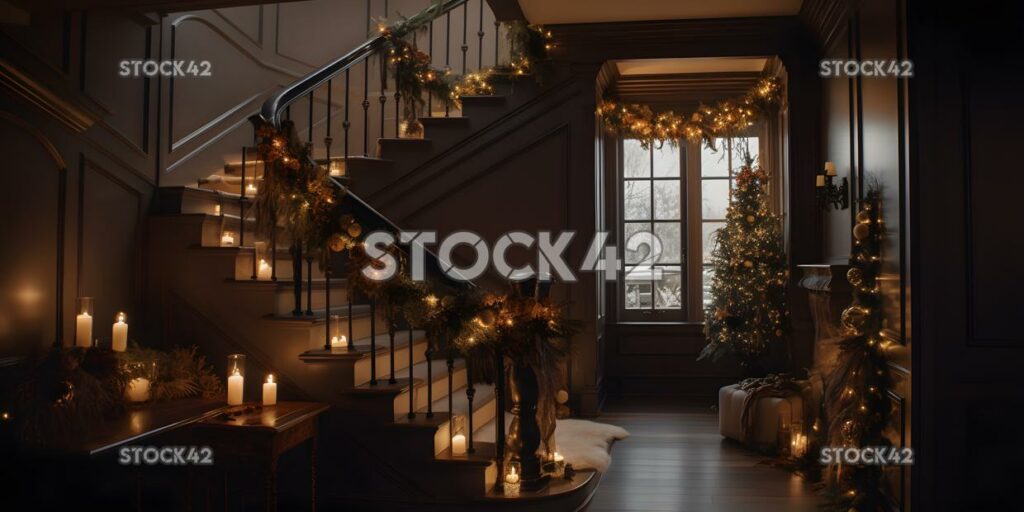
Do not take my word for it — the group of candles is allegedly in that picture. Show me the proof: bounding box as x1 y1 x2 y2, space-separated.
226 354 278 407
75 297 129 352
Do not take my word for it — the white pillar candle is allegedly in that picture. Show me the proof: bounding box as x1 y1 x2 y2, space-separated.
815 174 826 187
824 161 837 176
221 232 235 246
112 313 128 352
246 183 257 195
262 374 277 406
330 335 346 348
504 465 521 496
214 204 222 216
257 259 272 280
125 377 151 402
452 434 467 455
227 367 244 405
76 312 93 348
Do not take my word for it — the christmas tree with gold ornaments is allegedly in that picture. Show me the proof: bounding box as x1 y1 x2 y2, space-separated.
699 152 790 369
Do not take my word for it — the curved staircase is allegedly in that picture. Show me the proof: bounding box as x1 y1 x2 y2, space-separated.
146 1 600 509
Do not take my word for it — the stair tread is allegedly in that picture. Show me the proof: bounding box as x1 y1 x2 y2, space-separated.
300 329 426 360
425 382 495 416
263 303 372 323
355 358 460 392
224 276 349 288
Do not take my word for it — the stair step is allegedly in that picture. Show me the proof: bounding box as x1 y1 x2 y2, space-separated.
418 116 470 126
263 303 372 324
390 358 467 416
411 382 497 457
459 94 506 106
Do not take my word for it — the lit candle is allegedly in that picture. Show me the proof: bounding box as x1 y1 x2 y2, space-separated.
214 204 222 216
262 374 277 406
246 183 257 195
328 160 343 177
112 312 128 352
816 175 826 187
257 259 272 280
552 451 566 478
227 367 244 405
125 377 151 402
504 465 521 496
331 335 347 348
76 312 93 348
452 434 467 455
824 161 837 176
221 231 235 247
791 433 808 458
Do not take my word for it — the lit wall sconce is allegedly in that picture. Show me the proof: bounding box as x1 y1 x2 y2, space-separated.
816 161 849 210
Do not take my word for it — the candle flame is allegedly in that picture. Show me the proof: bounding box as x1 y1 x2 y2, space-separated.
267 374 274 384
232 366 241 377
117 312 127 323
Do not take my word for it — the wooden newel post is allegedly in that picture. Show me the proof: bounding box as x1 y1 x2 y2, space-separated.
505 362 549 492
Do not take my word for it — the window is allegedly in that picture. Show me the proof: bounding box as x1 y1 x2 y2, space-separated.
620 139 684 320
699 137 759 308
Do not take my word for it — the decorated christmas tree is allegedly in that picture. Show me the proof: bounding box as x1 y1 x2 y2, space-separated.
700 152 790 367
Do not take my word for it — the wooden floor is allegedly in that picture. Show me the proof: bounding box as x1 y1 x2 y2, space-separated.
586 397 820 512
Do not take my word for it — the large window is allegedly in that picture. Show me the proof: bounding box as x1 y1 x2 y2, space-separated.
621 139 684 320
700 137 759 308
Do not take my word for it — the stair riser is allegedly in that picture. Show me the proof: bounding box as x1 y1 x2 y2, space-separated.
273 285 349 316
304 314 386 351
354 338 428 386
434 396 497 456
392 364 469 416
234 252 327 280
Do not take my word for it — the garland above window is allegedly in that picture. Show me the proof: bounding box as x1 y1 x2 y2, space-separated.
596 76 783 149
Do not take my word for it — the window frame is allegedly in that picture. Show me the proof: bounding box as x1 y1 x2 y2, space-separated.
616 138 687 322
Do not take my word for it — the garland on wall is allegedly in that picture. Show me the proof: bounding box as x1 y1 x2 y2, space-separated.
596 75 782 149
820 186 895 510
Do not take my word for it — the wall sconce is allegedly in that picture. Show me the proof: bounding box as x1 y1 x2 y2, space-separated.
816 161 849 210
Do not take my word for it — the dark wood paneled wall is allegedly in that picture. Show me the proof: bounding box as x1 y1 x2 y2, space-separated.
803 0 912 508
906 1 1024 509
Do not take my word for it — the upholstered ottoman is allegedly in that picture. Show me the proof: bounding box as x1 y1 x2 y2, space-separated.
718 383 804 449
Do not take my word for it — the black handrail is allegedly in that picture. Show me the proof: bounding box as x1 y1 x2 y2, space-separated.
257 0 470 128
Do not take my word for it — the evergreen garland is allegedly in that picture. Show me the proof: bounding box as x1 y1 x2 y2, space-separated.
700 153 790 368
821 187 896 511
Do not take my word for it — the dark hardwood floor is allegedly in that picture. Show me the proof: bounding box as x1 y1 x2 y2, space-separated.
586 397 820 512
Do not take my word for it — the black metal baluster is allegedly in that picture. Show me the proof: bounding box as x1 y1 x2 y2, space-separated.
363 60 370 156
369 298 377 385
461 2 468 75
270 210 278 281
239 147 246 249
466 355 475 454
494 19 500 66
388 324 397 384
427 19 434 116
495 347 505 467
408 325 415 418
444 11 451 117
323 258 331 350
477 0 484 69
347 280 354 350
343 70 351 169
447 343 454 444
395 59 401 138
425 341 434 417
292 244 302 316
379 55 387 146
305 257 313 316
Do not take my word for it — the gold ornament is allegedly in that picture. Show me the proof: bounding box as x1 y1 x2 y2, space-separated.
846 267 863 287
743 260 754 268
852 222 870 241
347 222 363 238
477 309 497 327
856 210 871 224
746 215 755 223
714 309 728 320
840 306 870 334
328 234 347 252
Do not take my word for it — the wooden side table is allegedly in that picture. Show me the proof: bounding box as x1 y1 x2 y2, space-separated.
191 401 329 511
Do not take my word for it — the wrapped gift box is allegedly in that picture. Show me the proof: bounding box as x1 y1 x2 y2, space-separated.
718 383 804 449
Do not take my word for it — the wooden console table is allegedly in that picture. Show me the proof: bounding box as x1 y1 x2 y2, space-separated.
190 401 329 512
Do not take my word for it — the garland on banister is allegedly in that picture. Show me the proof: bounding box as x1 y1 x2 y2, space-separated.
820 186 896 511
378 7 554 133
596 75 782 149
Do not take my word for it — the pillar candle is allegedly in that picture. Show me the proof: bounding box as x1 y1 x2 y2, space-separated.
262 374 277 406
214 204 222 216
112 313 128 352
76 312 93 348
331 335 346 348
221 232 235 246
257 259 272 280
227 367 244 405
125 377 151 402
452 434 467 455
815 175 826 187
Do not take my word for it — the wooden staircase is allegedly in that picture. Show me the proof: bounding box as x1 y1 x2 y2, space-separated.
145 1 600 509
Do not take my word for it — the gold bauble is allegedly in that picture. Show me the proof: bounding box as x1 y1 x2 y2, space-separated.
852 222 871 240
328 234 347 252
477 309 497 327
840 306 870 334
856 210 871 224
714 308 728 320
847 267 864 287
746 215 755 223
347 222 363 238
775 329 783 337
743 260 754 268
